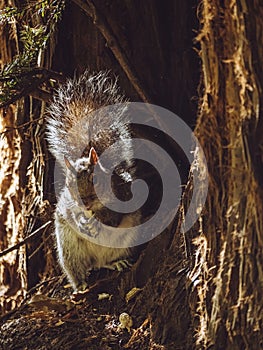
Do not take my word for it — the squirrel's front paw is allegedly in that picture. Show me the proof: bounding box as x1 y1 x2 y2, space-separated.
78 213 101 238
87 215 102 237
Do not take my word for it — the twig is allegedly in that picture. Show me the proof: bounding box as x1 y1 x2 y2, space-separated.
72 0 151 103
0 78 46 108
0 220 52 258
30 88 53 102
0 117 44 137
0 68 65 83
0 68 65 108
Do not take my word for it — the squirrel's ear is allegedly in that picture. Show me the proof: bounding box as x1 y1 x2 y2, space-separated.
89 147 99 165
64 156 77 175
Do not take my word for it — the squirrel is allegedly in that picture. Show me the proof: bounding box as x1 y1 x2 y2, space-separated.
46 71 141 291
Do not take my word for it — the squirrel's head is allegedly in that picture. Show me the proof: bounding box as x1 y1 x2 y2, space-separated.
64 147 106 211
65 146 133 213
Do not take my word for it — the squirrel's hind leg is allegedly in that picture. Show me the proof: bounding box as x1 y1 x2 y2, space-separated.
54 211 90 291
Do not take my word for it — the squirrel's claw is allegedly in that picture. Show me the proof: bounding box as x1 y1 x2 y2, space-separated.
103 259 132 271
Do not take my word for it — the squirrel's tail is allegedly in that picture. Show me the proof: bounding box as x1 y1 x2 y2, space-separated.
46 71 129 167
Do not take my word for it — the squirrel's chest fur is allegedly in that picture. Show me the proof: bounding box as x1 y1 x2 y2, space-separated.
54 187 137 290
55 207 131 270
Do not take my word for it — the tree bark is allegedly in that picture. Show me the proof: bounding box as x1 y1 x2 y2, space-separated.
192 0 263 347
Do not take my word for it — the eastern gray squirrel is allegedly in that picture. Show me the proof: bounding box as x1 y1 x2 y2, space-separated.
46 71 141 291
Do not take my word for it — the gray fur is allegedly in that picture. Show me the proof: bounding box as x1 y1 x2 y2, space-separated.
46 71 139 291
46 71 133 171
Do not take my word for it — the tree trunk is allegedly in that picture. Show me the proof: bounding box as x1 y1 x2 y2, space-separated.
193 1 263 347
